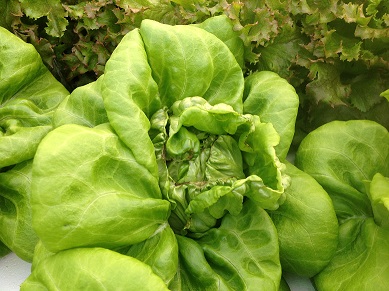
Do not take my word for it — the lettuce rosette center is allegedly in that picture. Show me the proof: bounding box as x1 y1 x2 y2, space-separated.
149 96 287 234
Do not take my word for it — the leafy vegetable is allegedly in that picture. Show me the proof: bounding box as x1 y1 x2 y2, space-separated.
295 120 389 290
0 26 68 261
23 17 302 289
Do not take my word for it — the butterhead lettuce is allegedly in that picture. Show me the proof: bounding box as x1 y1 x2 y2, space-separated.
15 15 339 290
296 120 389 290
22 16 298 290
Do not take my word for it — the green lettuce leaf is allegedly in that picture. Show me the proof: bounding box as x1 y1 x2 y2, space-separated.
125 223 178 285
295 120 389 290
53 76 108 128
0 161 38 262
194 15 245 68
0 26 68 262
31 123 170 252
20 247 169 290
243 71 299 161
0 26 68 169
365 173 389 230
314 218 389 291
296 120 389 220
171 200 281 290
269 162 338 277
148 97 287 234
138 19 244 112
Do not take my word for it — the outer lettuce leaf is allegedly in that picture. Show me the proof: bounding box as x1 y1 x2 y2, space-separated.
0 161 38 262
243 71 299 161
295 120 389 290
269 162 338 277
0 26 68 168
20 247 169 291
171 200 281 291
314 218 389 291
0 26 67 262
296 120 389 220
139 19 244 112
193 15 245 68
31 123 170 252
125 223 178 286
102 28 160 179
53 76 108 128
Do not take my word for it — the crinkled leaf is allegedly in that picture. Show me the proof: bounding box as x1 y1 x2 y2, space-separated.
306 63 351 106
256 30 306 81
150 97 287 234
349 72 389 112
0 0 22 29
243 71 299 160
0 161 38 262
269 162 338 277
31 123 170 253
20 247 169 290
19 0 68 37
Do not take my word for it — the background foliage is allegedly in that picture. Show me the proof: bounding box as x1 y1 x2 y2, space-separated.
1 0 388 143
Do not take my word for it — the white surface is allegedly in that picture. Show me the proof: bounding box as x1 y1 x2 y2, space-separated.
0 253 315 290
0 253 31 291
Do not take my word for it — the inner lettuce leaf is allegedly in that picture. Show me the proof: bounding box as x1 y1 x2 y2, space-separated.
295 120 389 290
243 71 299 161
149 96 288 234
